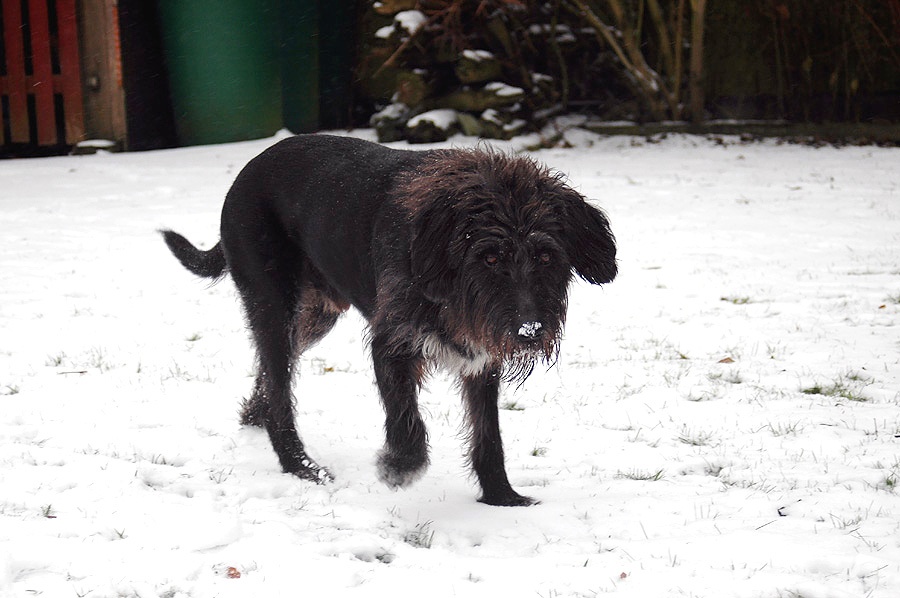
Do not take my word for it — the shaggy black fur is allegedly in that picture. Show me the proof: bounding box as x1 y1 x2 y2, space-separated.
162 134 616 506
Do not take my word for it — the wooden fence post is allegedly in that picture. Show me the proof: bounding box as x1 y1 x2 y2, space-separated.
78 0 127 147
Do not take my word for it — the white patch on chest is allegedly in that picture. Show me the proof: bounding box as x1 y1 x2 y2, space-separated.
420 334 493 378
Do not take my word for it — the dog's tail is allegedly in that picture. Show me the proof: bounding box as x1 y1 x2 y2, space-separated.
160 230 227 279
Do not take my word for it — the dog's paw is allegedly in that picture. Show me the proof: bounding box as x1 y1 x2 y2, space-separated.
376 450 429 489
478 491 539 507
291 459 334 485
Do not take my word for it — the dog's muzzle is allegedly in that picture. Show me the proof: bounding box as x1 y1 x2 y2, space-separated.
517 321 543 341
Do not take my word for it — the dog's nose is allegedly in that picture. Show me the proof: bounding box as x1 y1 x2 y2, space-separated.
517 321 543 340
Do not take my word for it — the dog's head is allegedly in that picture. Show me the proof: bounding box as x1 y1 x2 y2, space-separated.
401 148 616 376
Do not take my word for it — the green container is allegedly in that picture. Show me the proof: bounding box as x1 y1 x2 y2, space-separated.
280 0 319 133
318 1 354 129
157 0 283 145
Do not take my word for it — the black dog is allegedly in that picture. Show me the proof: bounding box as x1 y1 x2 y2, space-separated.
162 134 616 506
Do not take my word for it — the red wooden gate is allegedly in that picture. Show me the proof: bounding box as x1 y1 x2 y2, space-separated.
1 0 85 146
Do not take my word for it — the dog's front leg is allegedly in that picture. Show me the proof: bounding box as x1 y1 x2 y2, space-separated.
371 334 430 488
462 370 537 506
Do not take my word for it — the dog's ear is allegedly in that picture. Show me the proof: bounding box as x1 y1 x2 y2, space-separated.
558 190 617 285
409 198 459 302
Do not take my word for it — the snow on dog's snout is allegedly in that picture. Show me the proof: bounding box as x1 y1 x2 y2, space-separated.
517 321 543 339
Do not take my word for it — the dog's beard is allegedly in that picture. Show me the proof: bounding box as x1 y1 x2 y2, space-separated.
497 332 561 385
441 318 561 384
445 313 562 381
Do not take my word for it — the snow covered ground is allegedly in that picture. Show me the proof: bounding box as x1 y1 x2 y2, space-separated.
1 129 899 598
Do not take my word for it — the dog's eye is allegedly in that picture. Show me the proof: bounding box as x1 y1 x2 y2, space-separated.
484 253 499 266
537 252 552 265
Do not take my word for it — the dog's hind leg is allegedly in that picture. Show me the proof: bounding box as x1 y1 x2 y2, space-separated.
462 370 537 506
371 332 430 488
228 239 334 483
240 285 344 428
